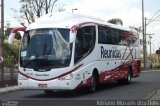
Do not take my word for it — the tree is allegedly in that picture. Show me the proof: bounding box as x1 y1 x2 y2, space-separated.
13 0 62 26
107 18 123 26
21 0 58 24
5 28 21 40
5 28 12 37
0 22 21 80
129 26 142 33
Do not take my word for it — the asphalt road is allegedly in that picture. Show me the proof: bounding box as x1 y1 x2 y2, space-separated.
0 71 160 106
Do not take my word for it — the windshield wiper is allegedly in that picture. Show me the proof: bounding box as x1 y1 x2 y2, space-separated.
22 54 55 68
23 59 40 68
23 57 50 68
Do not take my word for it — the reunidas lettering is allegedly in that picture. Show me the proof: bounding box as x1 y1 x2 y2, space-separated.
101 46 121 59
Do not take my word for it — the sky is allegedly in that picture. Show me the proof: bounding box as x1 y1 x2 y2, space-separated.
1 0 160 53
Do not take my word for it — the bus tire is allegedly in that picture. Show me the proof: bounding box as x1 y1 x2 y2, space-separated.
44 90 53 94
118 68 132 84
124 68 132 84
88 72 98 92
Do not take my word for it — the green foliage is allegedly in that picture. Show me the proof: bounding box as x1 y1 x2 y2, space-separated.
2 43 19 67
150 53 158 62
5 28 12 37
15 33 22 40
1 27 21 68
156 65 160 70
4 28 21 40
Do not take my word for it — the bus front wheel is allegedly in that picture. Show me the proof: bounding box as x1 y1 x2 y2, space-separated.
88 72 98 92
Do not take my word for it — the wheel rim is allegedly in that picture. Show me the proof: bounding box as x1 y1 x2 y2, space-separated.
128 71 131 82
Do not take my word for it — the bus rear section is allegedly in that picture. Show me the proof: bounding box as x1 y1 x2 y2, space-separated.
97 25 141 84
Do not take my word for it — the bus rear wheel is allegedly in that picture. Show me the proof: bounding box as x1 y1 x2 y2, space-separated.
118 69 132 84
126 69 132 84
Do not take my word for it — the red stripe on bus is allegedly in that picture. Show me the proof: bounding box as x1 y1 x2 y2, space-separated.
76 60 141 89
11 27 26 33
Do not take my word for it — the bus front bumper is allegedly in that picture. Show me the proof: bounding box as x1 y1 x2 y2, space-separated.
18 75 80 90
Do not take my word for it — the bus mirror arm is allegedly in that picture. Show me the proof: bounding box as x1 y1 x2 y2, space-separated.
8 33 16 45
8 27 26 45
69 32 76 43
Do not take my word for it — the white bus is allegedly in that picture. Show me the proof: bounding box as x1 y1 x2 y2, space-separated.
8 12 141 93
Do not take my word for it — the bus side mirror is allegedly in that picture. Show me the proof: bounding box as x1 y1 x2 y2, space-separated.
8 33 16 45
69 32 76 43
70 25 78 43
8 27 26 45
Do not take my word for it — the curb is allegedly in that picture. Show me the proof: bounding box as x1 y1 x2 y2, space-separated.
0 86 20 94
145 89 160 100
144 90 158 100
142 70 160 73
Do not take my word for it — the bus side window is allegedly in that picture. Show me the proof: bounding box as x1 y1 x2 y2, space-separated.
98 26 111 44
118 30 124 45
110 29 123 45
116 30 123 45
111 29 117 44
123 31 132 45
74 26 96 64
121 31 128 45
107 28 112 44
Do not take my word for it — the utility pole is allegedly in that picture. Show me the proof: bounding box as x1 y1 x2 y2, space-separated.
0 0 4 80
144 17 147 70
146 33 154 65
149 35 152 69
143 8 160 70
142 0 146 70
0 0 4 52
149 35 153 57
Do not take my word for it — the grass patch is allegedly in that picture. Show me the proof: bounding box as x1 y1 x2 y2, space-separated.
141 65 160 71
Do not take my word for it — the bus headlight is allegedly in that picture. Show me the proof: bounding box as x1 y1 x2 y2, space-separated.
58 73 73 80
18 75 28 80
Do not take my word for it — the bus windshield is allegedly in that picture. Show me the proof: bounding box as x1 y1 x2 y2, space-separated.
20 28 72 71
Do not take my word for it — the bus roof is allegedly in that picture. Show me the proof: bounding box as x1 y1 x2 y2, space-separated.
27 12 131 32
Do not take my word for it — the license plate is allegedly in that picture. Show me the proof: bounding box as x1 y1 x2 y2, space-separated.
38 84 48 88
